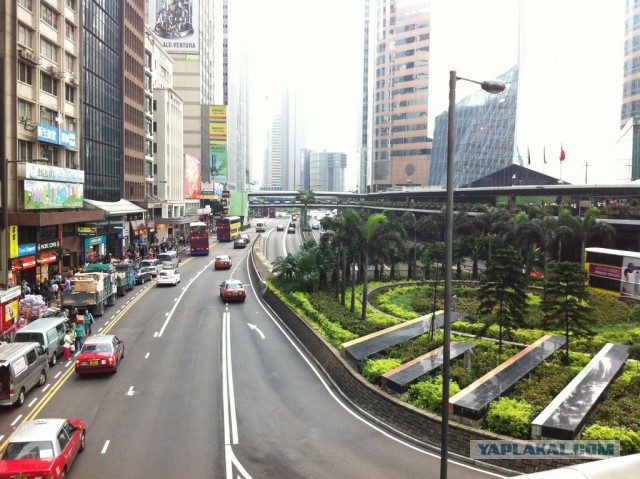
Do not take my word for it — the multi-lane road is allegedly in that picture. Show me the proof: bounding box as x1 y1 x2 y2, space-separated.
0 217 508 478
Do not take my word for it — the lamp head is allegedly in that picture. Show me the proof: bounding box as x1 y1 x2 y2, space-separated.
480 80 506 94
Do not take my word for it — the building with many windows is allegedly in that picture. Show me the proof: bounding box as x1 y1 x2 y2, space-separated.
310 151 347 192
369 0 432 192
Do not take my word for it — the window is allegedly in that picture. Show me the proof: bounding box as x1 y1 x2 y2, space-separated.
65 53 75 72
18 141 33 161
65 22 75 42
17 24 33 49
40 38 58 63
65 118 76 131
65 0 76 10
18 62 33 85
18 100 33 122
26 348 37 366
40 73 59 96
65 84 76 104
41 4 59 30
18 0 32 11
57 428 70 451
66 150 76 168
40 107 57 126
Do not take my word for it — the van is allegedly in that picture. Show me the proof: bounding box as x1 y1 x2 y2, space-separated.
13 317 68 366
0 342 49 407
157 251 179 270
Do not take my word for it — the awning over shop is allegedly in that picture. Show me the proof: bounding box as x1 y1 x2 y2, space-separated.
154 216 200 226
84 199 145 216
37 251 58 265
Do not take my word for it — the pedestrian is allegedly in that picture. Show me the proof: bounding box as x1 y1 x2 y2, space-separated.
68 327 77 355
74 321 84 351
63 330 72 361
84 309 95 336
63 276 71 293
68 307 78 325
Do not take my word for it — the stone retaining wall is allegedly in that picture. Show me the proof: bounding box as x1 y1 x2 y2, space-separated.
249 241 586 475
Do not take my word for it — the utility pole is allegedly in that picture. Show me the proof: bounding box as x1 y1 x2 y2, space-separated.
584 162 589 185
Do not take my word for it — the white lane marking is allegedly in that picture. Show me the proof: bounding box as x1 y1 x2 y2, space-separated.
222 311 230 445
54 372 62 379
126 386 135 396
157 261 214 337
226 444 253 479
145 352 150 359
0 435 4 442
27 398 38 408
248 260 506 478
11 416 22 427
101 440 110 454
247 323 265 339
42 384 51 393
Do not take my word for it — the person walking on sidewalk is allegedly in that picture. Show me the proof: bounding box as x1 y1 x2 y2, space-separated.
63 331 72 361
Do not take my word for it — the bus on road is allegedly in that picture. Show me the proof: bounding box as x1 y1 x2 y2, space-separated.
189 221 209 255
585 247 640 300
215 216 242 242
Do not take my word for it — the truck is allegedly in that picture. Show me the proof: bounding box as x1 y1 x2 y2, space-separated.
0 286 22 340
60 265 117 316
112 262 136 296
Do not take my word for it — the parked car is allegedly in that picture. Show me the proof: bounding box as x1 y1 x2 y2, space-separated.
75 334 125 375
157 269 181 286
219 279 247 302
277 224 285 232
234 238 247 249
139 258 163 276
240 233 251 244
214 255 232 270
0 418 85 478
288 226 295 234
312 223 320 230
135 266 155 284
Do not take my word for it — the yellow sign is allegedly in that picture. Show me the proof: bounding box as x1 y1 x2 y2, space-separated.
9 226 18 258
209 105 227 117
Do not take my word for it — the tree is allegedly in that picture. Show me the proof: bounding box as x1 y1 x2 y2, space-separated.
360 213 389 320
478 248 529 355
473 206 512 265
578 208 616 266
401 212 419 279
298 189 316 227
542 261 593 363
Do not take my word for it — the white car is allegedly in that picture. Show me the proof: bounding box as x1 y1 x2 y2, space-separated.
157 269 181 286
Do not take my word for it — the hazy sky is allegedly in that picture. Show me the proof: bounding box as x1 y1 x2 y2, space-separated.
238 0 627 189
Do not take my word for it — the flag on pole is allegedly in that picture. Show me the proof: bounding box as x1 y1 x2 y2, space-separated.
527 147 531 165
543 146 547 164
560 144 566 162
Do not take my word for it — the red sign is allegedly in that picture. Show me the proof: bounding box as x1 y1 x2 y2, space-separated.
38 251 57 265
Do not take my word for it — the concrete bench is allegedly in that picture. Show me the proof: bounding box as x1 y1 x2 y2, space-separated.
531 343 629 440
449 335 566 421
341 311 468 368
382 341 476 393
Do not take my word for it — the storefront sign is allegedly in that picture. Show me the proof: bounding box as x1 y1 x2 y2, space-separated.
25 163 84 183
37 240 60 251
13 256 36 270
36 124 77 149
77 226 97 236
84 235 106 247
18 243 36 257
9 226 18 258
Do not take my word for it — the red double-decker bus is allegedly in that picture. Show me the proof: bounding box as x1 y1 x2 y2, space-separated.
189 221 209 255
215 216 242 242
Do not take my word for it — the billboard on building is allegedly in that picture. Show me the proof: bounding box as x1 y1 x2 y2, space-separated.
209 105 227 181
149 0 199 52
184 154 201 199
24 180 83 209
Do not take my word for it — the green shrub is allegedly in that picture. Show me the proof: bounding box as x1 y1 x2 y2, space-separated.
485 397 535 439
403 376 460 414
362 358 402 384
582 425 640 455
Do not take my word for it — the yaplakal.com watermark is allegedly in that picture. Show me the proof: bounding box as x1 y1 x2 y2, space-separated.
470 440 619 460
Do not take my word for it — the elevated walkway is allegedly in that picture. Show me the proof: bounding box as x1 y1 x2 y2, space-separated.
449 335 566 421
382 341 476 393
341 311 468 368
531 343 629 440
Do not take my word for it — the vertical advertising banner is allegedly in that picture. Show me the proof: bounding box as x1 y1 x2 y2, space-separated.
209 105 228 181
184 154 202 199
149 0 200 52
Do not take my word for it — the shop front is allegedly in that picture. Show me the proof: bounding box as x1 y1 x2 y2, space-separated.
84 235 108 264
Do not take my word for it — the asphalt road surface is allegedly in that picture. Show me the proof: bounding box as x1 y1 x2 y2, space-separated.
0 236 507 478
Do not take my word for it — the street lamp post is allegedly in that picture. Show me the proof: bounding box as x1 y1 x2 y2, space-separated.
441 71 505 479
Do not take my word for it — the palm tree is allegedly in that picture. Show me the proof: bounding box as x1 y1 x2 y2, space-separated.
400 212 419 279
577 208 616 266
473 206 512 265
359 212 389 320
298 189 316 227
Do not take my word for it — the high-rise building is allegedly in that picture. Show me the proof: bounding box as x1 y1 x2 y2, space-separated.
622 0 640 127
83 0 124 201
359 0 372 194
310 151 347 192
263 115 283 190
369 0 432 192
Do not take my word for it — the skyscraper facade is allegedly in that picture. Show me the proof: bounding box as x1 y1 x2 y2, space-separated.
369 0 431 192
622 0 640 127
310 152 347 192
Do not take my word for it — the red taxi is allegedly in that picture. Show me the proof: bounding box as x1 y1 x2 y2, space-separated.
219 279 247 302
214 255 232 270
75 334 125 375
0 418 85 479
